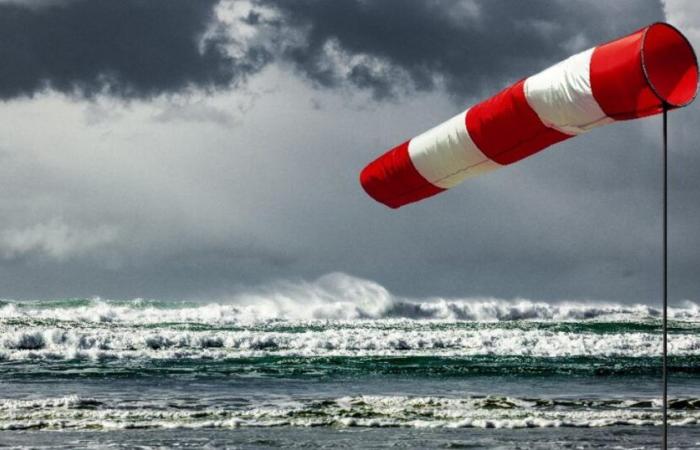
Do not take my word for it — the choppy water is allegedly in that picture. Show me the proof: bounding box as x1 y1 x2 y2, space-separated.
1 274 699 448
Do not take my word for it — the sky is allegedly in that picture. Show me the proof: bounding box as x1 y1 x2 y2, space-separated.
0 0 697 303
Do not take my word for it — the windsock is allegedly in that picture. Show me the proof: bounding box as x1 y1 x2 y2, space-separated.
360 22 698 209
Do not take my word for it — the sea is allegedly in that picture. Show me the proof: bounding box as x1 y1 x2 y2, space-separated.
1 274 699 449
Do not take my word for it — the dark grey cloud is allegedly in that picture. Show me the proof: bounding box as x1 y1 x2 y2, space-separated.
255 0 664 100
0 0 270 99
0 0 664 102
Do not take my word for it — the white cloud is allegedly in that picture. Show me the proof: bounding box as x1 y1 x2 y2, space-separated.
0 219 117 261
663 0 700 50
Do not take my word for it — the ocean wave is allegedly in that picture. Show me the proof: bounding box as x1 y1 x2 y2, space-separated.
1 325 699 361
0 395 99 409
1 394 698 431
0 274 698 325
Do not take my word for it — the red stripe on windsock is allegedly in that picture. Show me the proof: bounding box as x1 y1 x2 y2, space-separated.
591 22 698 119
360 140 444 209
466 80 572 165
590 28 653 119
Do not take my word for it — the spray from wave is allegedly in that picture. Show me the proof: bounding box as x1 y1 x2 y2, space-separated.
1 273 698 325
1 273 698 369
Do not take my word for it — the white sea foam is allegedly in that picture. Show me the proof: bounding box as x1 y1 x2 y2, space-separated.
0 395 97 410
0 394 698 430
0 324 698 360
0 273 698 325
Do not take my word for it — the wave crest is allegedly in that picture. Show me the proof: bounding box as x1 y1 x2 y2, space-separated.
1 394 699 430
0 273 698 324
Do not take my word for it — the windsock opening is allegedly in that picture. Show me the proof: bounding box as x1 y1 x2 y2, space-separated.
642 22 698 108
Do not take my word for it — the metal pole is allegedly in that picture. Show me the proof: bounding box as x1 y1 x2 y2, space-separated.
662 104 668 450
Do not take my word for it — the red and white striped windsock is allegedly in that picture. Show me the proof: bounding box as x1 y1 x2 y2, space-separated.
360 22 698 208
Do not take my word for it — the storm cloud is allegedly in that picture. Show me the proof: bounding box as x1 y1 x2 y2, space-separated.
0 0 270 99
0 0 664 101
254 0 663 100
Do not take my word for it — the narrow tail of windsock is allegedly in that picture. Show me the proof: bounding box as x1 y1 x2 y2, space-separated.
360 22 698 208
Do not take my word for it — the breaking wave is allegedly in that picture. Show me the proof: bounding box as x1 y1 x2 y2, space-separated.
1 273 698 377
1 394 699 431
0 273 698 325
2 324 700 362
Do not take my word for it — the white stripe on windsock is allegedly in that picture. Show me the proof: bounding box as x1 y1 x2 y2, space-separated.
408 110 501 189
524 48 613 135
